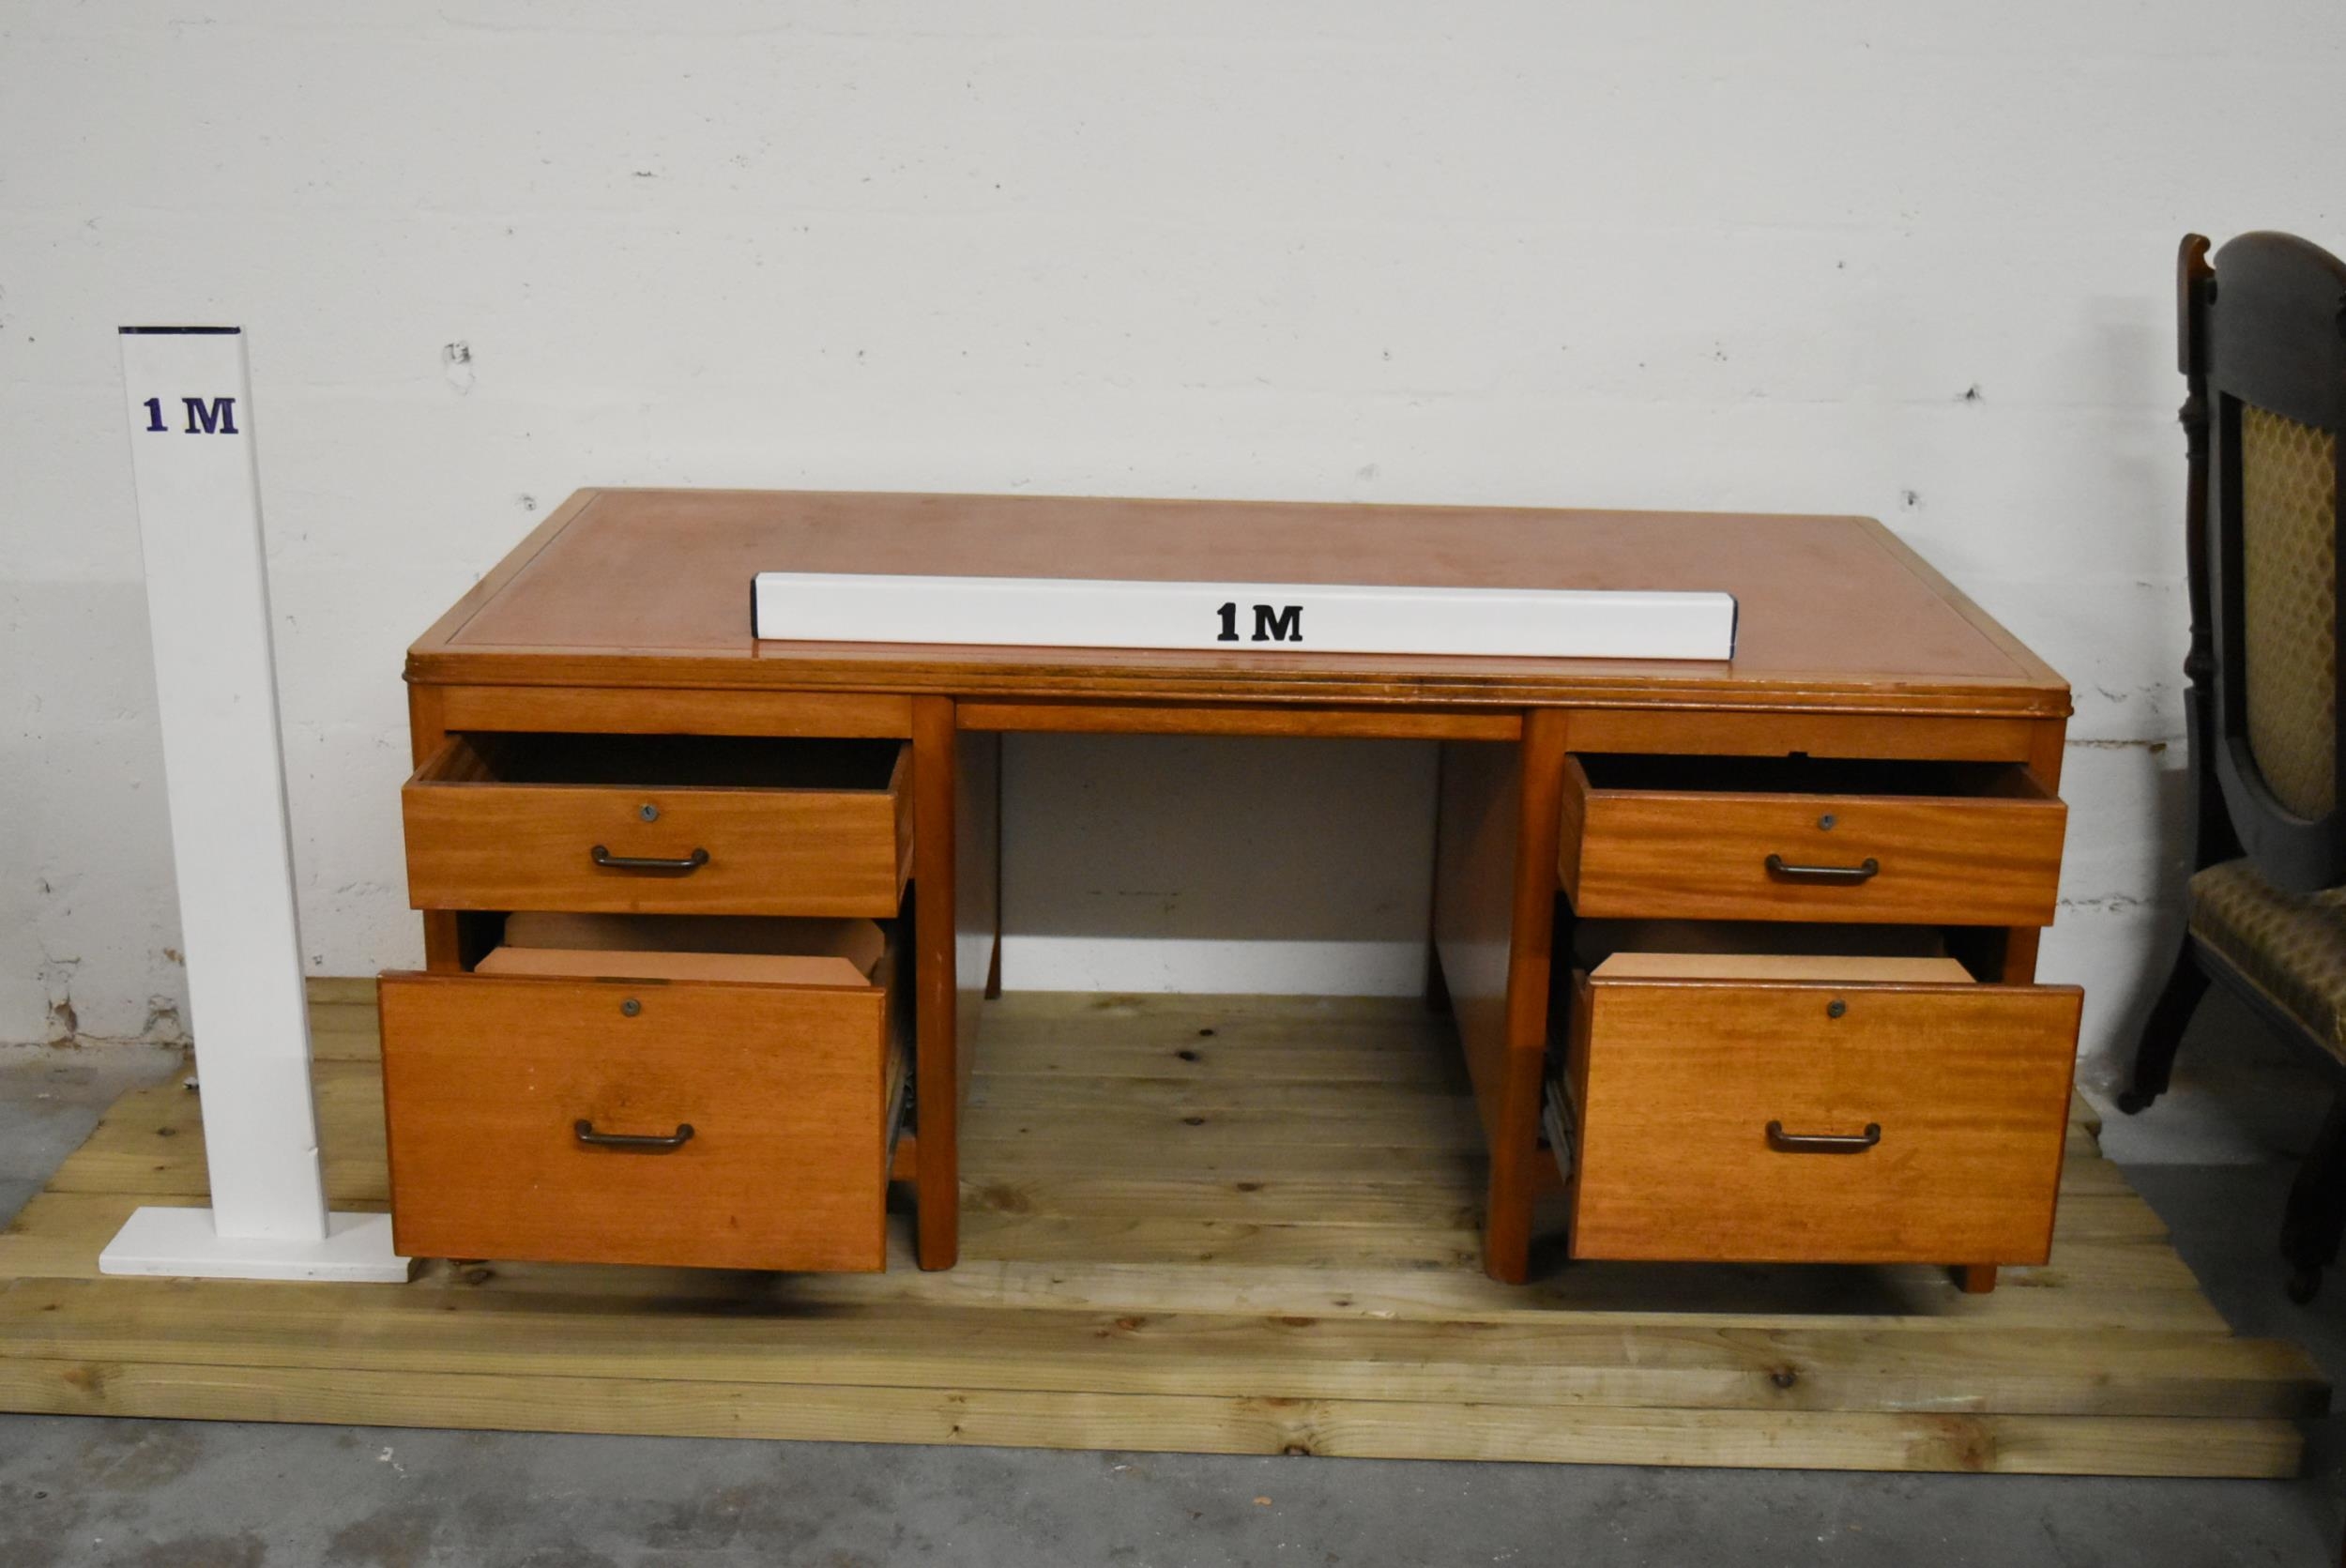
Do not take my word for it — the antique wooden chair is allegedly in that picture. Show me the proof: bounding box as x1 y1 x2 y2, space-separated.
2120 231 2346 1302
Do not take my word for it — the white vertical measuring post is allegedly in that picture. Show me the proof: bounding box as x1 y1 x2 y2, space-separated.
100 327 412 1282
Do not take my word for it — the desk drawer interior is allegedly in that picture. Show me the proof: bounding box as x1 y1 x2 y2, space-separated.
425 731 905 792
476 910 892 988
1575 753 2046 798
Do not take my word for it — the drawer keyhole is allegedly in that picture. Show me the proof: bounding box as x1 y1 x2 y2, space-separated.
1826 998 1846 1019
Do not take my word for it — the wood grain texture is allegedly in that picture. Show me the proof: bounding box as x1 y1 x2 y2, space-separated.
1559 756 2067 926
1563 709 2042 762
438 685 914 738
956 701 1519 739
0 1360 2298 1477
1590 952 1977 982
377 969 893 1271
1430 739 1518 1178
406 685 465 973
402 737 910 918
955 726 1000 1100
1487 709 1570 1282
1996 720 2072 986
405 490 2072 716
0 1280 2314 1418
1567 974 2083 1265
472 945 874 987
911 696 961 1270
0 993 2319 1478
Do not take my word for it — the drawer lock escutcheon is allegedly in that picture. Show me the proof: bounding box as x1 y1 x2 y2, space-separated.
1765 1120 1881 1154
574 1119 696 1151
1764 854 1880 884
589 845 710 874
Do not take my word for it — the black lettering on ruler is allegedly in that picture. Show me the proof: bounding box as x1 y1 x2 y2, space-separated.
1251 604 1302 643
181 396 238 434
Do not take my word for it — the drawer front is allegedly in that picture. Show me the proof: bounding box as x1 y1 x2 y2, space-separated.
1565 973 2080 1264
1559 758 2065 925
379 971 893 1271
404 740 910 917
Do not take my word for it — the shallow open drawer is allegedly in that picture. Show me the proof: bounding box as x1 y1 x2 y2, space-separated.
403 733 910 918
1559 754 2066 926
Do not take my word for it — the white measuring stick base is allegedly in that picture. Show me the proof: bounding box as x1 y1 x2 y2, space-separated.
99 1206 416 1283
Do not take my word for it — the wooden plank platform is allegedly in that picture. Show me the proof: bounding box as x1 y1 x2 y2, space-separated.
0 988 2323 1475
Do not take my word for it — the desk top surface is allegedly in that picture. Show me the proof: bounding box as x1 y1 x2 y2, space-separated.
410 489 2067 715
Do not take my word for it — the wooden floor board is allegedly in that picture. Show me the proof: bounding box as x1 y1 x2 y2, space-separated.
0 1356 2301 1475
0 990 2320 1477
0 1274 2318 1420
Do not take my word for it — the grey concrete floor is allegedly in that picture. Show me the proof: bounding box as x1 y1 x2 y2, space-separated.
2 1015 2344 1568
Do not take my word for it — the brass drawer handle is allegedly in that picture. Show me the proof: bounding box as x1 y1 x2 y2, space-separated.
1764 853 1880 884
574 1119 695 1151
1766 1119 1881 1153
589 845 710 874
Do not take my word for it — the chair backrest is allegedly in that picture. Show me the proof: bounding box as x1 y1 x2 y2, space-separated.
2186 232 2346 891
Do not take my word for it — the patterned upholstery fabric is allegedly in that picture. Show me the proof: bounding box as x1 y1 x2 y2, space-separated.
2239 403 2338 820
2191 857 2346 1059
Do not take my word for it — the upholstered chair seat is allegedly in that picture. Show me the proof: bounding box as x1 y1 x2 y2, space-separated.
2190 860 2346 1060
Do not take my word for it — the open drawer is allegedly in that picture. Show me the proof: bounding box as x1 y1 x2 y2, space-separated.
1559 946 2081 1267
378 918 906 1271
1560 754 2066 926
404 733 910 918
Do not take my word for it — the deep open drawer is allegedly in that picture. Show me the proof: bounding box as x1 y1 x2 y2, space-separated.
379 927 905 1272
1558 946 2080 1267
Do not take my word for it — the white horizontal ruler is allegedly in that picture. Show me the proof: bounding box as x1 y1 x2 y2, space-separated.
754 573 1737 660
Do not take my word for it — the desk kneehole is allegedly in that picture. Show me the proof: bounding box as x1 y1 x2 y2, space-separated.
1557 952 2082 1267
378 931 906 1272
1559 754 2067 927
402 732 911 919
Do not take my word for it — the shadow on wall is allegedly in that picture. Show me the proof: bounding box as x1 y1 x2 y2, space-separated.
2073 742 2200 1089
2064 301 2198 1081
999 734 1440 995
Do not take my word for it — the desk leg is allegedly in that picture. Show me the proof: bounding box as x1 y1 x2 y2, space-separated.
912 697 961 1270
1433 709 1568 1285
1490 709 1569 1283
957 730 1000 1104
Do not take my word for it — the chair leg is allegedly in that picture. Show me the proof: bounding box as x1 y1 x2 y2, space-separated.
2117 933 2210 1114
2281 1095 2346 1304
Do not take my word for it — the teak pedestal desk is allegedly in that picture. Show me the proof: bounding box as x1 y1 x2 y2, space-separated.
384 489 2079 1290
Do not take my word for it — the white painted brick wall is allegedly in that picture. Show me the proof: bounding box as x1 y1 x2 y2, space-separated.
4 2 2343 1089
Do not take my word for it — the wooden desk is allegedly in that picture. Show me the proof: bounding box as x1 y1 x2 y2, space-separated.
386 488 2078 1286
